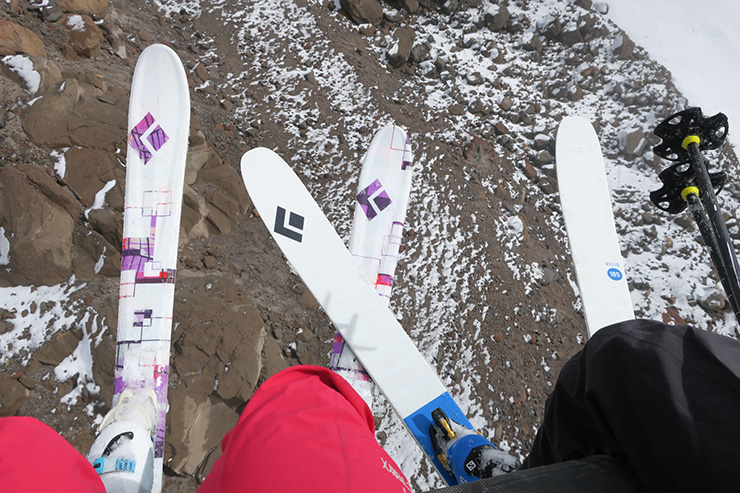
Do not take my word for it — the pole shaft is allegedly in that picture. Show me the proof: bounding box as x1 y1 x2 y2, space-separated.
687 142 740 328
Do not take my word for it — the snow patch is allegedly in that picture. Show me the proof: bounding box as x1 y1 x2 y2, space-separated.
55 311 103 412
84 179 116 219
2 55 41 94
93 246 107 274
0 280 84 365
51 149 68 178
66 15 86 32
0 227 10 266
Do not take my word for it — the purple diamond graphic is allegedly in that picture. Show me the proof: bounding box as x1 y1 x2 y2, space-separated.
357 179 392 220
147 125 169 151
129 113 169 164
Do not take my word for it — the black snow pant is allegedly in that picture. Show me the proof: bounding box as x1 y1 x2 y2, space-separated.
521 319 740 492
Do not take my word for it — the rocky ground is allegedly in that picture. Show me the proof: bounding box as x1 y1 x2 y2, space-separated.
2 0 740 491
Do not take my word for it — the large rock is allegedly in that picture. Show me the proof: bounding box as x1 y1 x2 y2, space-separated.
484 3 509 32
0 20 46 57
612 33 636 60
0 165 76 285
214 303 266 403
72 224 121 277
58 0 109 17
262 336 289 379
165 276 266 477
62 147 125 210
618 127 647 157
1 55 61 95
165 390 239 477
387 26 415 68
340 0 383 26
17 162 81 219
22 79 81 146
23 79 127 151
65 15 105 58
34 328 82 366
181 185 210 240
185 130 211 186
196 165 251 236
0 372 30 416
394 0 418 13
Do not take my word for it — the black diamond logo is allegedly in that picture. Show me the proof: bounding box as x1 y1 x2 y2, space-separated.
274 206 304 242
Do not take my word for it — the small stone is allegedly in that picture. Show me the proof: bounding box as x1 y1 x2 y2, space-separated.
202 255 218 269
195 63 211 81
299 290 319 311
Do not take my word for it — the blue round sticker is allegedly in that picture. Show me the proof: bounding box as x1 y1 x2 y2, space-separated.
607 268 623 281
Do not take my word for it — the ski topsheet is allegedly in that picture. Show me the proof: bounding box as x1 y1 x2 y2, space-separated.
331 125 414 397
99 44 189 491
556 116 634 336
241 148 470 485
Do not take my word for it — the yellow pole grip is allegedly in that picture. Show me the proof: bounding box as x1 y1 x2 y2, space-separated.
682 135 701 149
681 186 700 201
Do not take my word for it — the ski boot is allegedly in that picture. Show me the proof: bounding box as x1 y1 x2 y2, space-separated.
87 389 157 493
429 408 517 484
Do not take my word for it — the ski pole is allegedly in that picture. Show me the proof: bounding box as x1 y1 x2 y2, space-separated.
683 138 740 326
683 189 740 328
650 108 740 331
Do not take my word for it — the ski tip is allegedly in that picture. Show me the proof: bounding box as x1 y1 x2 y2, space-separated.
239 147 280 178
132 44 189 103
558 115 597 138
140 43 178 58
137 44 185 73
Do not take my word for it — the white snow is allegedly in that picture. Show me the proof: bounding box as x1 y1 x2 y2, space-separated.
55 311 103 412
93 246 107 274
84 179 116 219
0 280 84 365
0 227 10 266
51 149 68 178
2 55 41 94
66 15 86 32
607 1 740 140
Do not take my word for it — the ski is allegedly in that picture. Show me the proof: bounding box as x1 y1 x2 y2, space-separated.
87 44 189 492
241 147 491 485
331 124 414 403
556 116 634 336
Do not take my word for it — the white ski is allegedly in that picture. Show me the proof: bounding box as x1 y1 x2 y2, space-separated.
241 147 472 485
331 124 414 402
556 116 634 336
87 44 189 493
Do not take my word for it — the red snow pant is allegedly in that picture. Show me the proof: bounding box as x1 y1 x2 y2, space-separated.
0 416 106 492
198 365 413 492
0 366 412 492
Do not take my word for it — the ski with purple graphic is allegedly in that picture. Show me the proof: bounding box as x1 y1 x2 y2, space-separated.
330 125 414 401
240 148 516 486
87 44 189 493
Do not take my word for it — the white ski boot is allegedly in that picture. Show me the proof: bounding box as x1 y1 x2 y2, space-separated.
87 389 157 493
